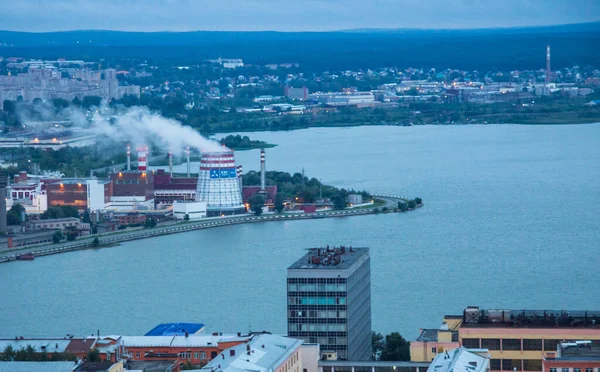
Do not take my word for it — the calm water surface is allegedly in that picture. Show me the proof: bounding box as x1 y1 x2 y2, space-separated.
1 124 599 338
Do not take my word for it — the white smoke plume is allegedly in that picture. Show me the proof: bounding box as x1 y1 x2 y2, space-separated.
90 106 224 154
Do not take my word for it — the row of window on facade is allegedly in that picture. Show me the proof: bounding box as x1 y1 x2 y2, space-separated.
288 323 347 332
289 310 347 319
288 297 347 305
115 180 141 184
461 338 600 351
321 367 418 372
549 368 597 372
35 222 77 229
129 350 214 360
287 283 347 292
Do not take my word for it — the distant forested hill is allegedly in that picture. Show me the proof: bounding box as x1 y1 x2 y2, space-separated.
1 22 599 71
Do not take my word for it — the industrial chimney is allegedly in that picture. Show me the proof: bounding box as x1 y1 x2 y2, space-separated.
168 152 173 177
137 146 148 172
260 148 266 193
237 165 243 194
0 172 7 234
126 143 131 171
186 146 191 178
545 45 551 84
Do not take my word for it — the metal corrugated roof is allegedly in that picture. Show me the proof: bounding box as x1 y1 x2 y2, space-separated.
0 361 76 372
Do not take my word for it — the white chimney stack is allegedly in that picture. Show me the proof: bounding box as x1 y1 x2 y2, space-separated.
168 152 173 177
260 148 266 192
186 146 191 178
126 143 131 171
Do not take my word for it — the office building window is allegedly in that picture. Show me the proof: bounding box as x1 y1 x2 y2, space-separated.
201 351 206 359
523 360 542 371
432 347 437 354
503 339 521 351
211 351 217 359
482 338 501 350
135 352 140 358
194 352 198 359
490 359 501 370
462 338 480 348
585 369 592 372
574 369 580 372
550 368 557 372
523 339 542 351
561 368 569 372
502 359 521 371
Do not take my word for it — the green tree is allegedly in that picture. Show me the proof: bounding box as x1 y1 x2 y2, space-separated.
415 197 423 205
398 201 408 212
181 360 198 370
65 227 78 241
1 345 16 361
91 237 100 248
42 205 79 220
82 209 91 224
184 213 190 221
331 194 347 210
7 203 25 225
86 349 101 362
381 332 410 361
407 200 417 209
249 193 265 216
274 193 285 213
52 230 64 244
372 332 385 360
145 217 157 228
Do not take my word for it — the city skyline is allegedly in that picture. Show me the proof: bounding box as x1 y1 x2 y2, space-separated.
0 0 599 32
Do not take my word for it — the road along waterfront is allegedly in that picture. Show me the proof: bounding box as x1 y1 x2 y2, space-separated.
0 195 416 263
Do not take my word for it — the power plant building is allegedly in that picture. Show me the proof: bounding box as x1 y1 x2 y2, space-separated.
195 151 245 217
287 247 372 361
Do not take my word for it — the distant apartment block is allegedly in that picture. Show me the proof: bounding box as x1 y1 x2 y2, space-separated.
287 246 372 361
285 86 309 101
209 58 244 69
543 341 600 372
0 65 140 102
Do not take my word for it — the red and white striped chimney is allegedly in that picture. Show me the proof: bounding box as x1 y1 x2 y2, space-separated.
126 143 131 171
260 148 266 192
137 146 148 171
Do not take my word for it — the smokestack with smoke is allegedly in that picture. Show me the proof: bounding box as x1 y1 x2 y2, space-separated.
91 106 224 155
168 152 173 177
137 146 148 171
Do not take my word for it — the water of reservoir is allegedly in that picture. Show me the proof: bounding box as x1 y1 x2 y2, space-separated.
2 124 600 339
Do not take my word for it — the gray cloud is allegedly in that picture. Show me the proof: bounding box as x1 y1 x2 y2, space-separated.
0 0 598 31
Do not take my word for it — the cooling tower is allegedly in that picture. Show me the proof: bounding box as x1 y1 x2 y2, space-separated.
195 150 245 216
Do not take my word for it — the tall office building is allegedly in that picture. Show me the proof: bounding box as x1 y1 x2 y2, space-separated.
287 246 371 361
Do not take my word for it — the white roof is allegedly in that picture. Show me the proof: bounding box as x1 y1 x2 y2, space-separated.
203 334 303 372
428 348 489 372
122 335 248 348
0 362 76 372
0 339 71 353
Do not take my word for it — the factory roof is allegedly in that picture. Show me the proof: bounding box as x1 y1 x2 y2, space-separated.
288 246 369 270
202 334 303 372
122 334 248 348
550 341 600 361
427 348 489 372
457 307 600 328
0 362 76 372
144 322 205 336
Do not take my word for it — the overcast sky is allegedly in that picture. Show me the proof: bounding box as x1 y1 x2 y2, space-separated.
0 0 599 32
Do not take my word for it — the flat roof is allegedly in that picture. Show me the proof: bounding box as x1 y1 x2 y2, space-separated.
122 335 248 348
319 361 430 367
145 322 205 336
288 247 369 270
458 308 600 329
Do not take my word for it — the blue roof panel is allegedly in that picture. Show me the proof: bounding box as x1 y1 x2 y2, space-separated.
144 322 205 336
